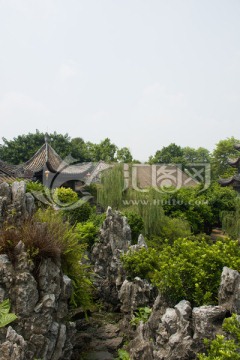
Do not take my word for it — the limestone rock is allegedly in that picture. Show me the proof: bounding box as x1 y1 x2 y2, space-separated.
218 266 240 313
91 208 131 308
119 277 155 315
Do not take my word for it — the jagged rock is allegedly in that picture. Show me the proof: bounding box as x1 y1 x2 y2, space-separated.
0 243 75 359
129 322 154 360
0 326 26 360
91 208 131 309
0 181 35 225
218 266 240 313
129 234 148 252
192 305 227 352
153 300 194 360
119 277 155 315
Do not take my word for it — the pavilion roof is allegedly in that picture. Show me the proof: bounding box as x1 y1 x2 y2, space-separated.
0 160 18 183
218 174 240 186
23 142 62 173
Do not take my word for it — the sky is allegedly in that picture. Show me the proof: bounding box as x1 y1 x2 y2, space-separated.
0 0 240 161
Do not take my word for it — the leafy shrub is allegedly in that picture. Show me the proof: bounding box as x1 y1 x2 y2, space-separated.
122 211 144 244
75 221 99 249
130 306 152 327
0 209 93 309
0 299 17 328
122 236 240 306
198 314 240 360
64 201 93 225
122 248 159 281
153 237 240 306
26 180 45 193
88 212 106 227
35 209 93 309
115 349 131 360
158 216 191 243
53 187 78 206
162 183 236 234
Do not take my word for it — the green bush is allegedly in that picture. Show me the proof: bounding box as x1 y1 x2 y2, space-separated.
153 237 240 306
88 212 106 227
122 236 240 307
198 314 240 360
64 201 93 224
53 187 78 206
75 221 99 249
122 211 144 244
122 247 159 281
0 208 93 310
35 209 93 309
26 180 45 193
162 183 236 234
130 306 152 327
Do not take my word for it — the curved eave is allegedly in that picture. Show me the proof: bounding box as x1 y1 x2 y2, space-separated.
218 177 235 186
228 158 240 167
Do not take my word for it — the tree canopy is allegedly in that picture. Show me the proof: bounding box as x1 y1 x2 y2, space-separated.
0 131 134 165
149 143 211 166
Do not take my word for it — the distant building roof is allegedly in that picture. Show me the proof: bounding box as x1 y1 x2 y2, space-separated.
0 160 17 183
219 144 240 191
23 142 62 173
7 141 113 185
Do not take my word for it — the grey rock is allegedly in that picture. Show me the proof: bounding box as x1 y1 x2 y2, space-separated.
119 278 155 315
218 266 240 313
138 234 148 248
91 208 131 308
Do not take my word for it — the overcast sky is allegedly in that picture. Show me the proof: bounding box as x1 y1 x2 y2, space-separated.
0 0 240 161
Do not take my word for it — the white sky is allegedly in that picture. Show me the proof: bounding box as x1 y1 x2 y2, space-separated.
0 0 240 161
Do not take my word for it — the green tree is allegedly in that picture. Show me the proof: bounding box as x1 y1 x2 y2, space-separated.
149 144 210 166
0 130 71 164
86 138 117 162
211 137 240 179
182 147 210 163
70 137 92 162
149 143 184 164
117 147 133 163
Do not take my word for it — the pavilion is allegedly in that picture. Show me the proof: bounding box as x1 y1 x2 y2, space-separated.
0 140 112 191
219 144 240 192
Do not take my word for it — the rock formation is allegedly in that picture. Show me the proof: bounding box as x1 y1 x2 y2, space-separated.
91 208 240 360
1 184 240 360
0 182 75 360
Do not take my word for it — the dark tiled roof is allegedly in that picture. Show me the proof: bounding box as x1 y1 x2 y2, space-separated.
234 144 240 150
228 158 240 167
219 174 240 186
0 160 18 176
23 143 62 173
0 160 17 183
1 142 112 184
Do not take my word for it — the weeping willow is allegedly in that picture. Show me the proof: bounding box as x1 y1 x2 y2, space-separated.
97 164 124 209
222 196 240 239
123 188 165 237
